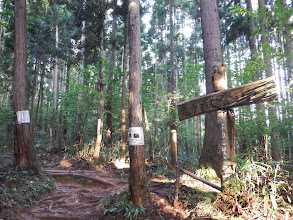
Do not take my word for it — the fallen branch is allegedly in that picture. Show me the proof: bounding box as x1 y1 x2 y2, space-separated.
179 168 222 191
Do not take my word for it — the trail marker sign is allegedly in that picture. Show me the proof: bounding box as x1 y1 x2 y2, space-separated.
178 76 277 121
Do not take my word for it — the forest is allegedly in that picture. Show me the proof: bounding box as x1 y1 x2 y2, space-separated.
0 0 293 219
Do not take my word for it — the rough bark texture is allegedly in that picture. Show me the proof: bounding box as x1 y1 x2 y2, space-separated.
128 0 150 206
13 0 38 171
198 0 233 182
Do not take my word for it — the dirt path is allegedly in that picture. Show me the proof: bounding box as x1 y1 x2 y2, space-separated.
14 170 128 220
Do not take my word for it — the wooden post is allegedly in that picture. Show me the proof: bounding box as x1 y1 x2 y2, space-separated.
213 64 236 182
170 129 178 168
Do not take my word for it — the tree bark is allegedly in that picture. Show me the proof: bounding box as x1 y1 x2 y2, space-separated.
198 0 235 183
35 65 45 131
13 0 38 172
30 62 38 137
75 0 86 144
169 0 177 169
281 0 293 161
143 109 153 162
51 24 59 152
120 1 129 160
128 0 150 206
106 0 118 148
93 0 105 163
154 64 159 154
258 0 282 161
245 0 266 152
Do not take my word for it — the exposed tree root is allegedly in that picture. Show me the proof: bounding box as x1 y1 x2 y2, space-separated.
44 170 114 187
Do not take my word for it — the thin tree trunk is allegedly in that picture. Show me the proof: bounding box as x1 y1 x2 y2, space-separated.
169 0 177 169
30 62 38 137
128 0 150 206
51 24 59 152
196 116 201 153
282 0 293 161
13 0 38 172
120 2 129 160
143 109 153 162
75 0 87 144
62 64 70 144
36 65 45 130
245 0 266 153
106 0 118 148
154 64 159 154
57 109 63 153
258 0 282 161
93 0 105 162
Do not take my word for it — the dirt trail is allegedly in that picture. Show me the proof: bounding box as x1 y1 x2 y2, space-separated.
14 170 128 220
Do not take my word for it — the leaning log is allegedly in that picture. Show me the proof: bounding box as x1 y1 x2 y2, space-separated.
178 76 277 121
180 168 222 191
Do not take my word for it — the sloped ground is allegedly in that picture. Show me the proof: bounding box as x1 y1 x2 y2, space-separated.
5 153 218 220
2 152 293 219
15 172 128 220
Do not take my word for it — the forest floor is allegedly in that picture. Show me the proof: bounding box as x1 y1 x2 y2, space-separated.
1 152 293 219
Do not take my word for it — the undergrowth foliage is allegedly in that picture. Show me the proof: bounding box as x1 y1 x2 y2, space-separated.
214 155 293 218
100 192 146 220
0 168 55 219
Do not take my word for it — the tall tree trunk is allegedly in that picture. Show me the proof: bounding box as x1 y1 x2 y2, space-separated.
258 0 282 161
106 0 118 148
153 63 159 154
198 0 235 183
120 1 129 160
63 64 71 144
75 0 87 144
51 24 59 152
169 0 177 169
13 0 38 171
246 0 266 153
128 0 150 206
143 109 153 162
196 116 201 153
93 0 105 162
30 62 38 137
35 65 45 131
282 0 293 161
